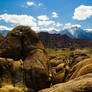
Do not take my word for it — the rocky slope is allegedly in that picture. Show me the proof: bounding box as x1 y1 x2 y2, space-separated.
39 49 92 92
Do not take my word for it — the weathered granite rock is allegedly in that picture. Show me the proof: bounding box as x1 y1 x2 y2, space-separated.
50 63 70 84
0 26 49 91
48 53 91 85
0 58 24 87
39 73 92 92
68 58 92 80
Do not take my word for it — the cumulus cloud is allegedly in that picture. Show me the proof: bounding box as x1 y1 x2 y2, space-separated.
73 5 92 20
85 29 92 32
63 23 72 29
38 20 55 26
0 13 37 27
26 1 43 7
37 17 62 27
0 25 12 30
56 23 62 27
31 26 40 32
0 13 62 33
40 27 60 32
37 15 62 31
52 12 59 18
37 15 49 20
72 24 81 28
26 1 35 6
63 23 81 29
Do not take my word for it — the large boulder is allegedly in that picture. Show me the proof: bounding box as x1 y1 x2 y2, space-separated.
48 56 92 87
49 56 92 85
68 58 92 80
24 49 49 91
39 73 92 92
0 29 22 60
50 63 71 85
68 53 89 68
0 26 49 91
0 58 24 87
48 49 91 84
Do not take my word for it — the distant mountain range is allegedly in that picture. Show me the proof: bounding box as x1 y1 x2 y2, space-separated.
0 27 92 39
0 27 92 49
46 27 92 40
59 27 92 39
38 32 92 49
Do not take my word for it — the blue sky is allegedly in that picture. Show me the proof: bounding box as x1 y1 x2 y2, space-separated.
0 0 92 32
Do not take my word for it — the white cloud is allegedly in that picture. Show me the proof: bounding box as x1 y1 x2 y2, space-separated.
0 13 62 33
0 13 37 27
0 25 12 30
38 20 55 26
52 12 59 18
73 5 92 20
85 29 92 32
37 15 49 20
38 3 43 6
56 23 62 27
26 1 43 7
26 1 35 6
40 27 60 32
63 23 72 29
38 20 62 28
72 24 81 28
31 26 40 32
63 23 81 29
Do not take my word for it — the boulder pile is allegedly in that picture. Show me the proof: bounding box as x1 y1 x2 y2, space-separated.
0 25 92 92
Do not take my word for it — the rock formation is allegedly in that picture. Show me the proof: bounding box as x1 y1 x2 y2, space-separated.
48 53 92 85
0 58 24 87
39 73 92 92
0 25 92 92
0 26 49 91
68 58 92 80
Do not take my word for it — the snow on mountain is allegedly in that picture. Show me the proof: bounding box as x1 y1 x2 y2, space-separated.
59 27 92 39
0 26 92 39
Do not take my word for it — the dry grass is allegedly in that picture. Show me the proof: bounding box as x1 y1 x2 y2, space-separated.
0 84 28 92
46 48 92 58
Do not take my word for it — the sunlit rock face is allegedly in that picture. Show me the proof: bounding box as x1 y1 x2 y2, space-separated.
39 73 92 92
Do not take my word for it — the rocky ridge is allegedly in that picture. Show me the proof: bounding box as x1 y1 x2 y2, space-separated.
38 32 92 49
